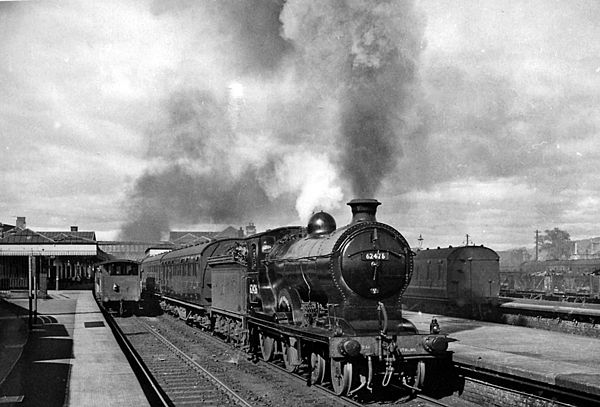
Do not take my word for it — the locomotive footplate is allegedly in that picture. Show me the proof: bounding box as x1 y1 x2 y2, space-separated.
247 314 331 344
247 313 452 359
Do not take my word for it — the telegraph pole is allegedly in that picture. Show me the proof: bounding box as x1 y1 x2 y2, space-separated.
535 230 540 261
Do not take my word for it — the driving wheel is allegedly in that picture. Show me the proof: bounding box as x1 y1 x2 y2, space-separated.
330 358 353 396
310 352 326 385
259 333 275 361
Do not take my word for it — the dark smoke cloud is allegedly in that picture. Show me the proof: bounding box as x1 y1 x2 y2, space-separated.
120 1 295 240
281 0 426 197
121 0 428 240
120 87 292 240
120 162 289 240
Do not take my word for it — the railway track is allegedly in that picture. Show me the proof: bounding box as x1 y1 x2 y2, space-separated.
111 309 459 406
123 317 252 406
116 313 358 406
103 305 252 406
108 306 593 407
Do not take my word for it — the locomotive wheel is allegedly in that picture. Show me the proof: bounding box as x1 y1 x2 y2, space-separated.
310 352 326 385
330 359 353 396
283 342 300 373
259 333 275 361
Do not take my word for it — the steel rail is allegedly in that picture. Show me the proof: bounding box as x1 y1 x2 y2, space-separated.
257 357 364 407
414 393 453 407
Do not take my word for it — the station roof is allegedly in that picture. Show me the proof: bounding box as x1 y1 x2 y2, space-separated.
0 228 98 256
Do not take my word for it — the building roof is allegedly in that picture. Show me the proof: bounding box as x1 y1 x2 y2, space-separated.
0 223 14 236
0 229 97 245
0 228 98 256
0 228 55 244
40 231 96 242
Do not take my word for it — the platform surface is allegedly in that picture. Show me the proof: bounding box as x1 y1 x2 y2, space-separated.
404 310 600 396
0 290 150 406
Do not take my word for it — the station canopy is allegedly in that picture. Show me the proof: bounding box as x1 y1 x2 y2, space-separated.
0 228 97 256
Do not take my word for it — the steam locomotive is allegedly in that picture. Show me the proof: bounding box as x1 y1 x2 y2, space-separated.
141 199 454 396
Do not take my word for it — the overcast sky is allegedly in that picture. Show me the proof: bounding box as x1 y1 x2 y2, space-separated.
1 0 599 251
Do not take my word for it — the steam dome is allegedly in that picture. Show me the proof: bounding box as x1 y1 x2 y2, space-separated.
307 211 336 236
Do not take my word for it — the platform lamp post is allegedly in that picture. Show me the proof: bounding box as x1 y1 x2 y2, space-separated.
53 256 58 291
28 251 32 329
33 254 38 323
27 250 38 329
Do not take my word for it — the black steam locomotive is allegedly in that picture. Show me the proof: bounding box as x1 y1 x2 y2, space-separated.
141 199 453 396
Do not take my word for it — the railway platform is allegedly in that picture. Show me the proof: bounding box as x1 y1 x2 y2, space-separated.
0 290 150 406
403 310 600 398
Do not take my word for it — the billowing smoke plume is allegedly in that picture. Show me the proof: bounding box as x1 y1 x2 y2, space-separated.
281 1 425 197
121 0 425 240
120 88 294 239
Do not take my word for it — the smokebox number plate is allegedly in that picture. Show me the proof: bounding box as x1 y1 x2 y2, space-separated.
361 251 389 261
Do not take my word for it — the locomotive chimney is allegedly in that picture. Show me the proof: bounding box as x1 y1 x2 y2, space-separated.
347 199 381 224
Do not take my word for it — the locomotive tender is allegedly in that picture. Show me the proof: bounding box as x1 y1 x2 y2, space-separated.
142 199 453 396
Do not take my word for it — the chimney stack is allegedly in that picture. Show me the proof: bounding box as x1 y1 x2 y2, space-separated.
71 226 78 232
347 199 381 224
246 222 256 236
16 216 26 229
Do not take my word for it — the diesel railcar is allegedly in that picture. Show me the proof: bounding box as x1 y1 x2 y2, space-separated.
142 199 455 397
403 246 500 320
94 259 141 315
